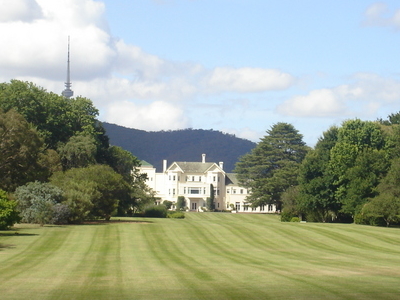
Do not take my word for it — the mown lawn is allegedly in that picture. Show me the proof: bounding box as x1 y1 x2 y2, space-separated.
1 213 400 300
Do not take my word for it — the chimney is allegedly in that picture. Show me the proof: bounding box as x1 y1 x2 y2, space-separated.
202 154 206 163
219 162 224 170
163 160 167 173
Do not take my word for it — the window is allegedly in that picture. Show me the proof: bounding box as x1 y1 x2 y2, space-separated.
213 176 216 182
192 176 195 181
217 203 220 208
260 205 265 211
233 189 236 194
188 187 201 194
240 189 243 194
244 204 249 211
173 188 175 195
268 204 273 211
173 175 176 181
227 189 230 193
199 176 202 182
235 202 240 211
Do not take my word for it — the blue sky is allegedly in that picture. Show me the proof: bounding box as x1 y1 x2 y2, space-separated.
1 0 400 145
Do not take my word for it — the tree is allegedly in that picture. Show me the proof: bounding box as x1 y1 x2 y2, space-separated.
108 146 142 181
51 165 130 221
176 196 186 211
58 135 97 170
206 184 215 211
0 80 109 156
163 200 173 210
297 127 342 222
235 123 309 210
0 109 48 191
281 186 302 222
14 181 64 226
0 189 20 229
361 158 400 226
328 119 388 217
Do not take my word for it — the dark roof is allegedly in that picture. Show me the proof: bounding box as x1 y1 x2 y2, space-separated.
140 160 153 167
225 173 240 186
174 162 216 173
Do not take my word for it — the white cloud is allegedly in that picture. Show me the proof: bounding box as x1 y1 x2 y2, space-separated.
0 0 113 80
221 127 261 143
0 0 297 134
0 0 43 23
104 100 190 131
363 2 400 30
205 67 295 93
277 89 346 117
278 73 400 118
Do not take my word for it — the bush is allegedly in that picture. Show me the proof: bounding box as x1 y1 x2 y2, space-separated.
163 200 173 210
167 211 185 219
14 181 64 225
144 205 167 218
0 190 20 229
176 196 186 211
354 213 386 226
290 217 300 222
280 211 294 222
52 203 71 224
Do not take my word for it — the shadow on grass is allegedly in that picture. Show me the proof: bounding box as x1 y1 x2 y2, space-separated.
0 232 39 237
81 219 154 225
0 243 15 250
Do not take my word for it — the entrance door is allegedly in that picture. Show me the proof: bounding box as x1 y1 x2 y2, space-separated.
191 202 197 210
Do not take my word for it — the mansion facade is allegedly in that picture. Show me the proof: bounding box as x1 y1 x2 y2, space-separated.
138 154 277 213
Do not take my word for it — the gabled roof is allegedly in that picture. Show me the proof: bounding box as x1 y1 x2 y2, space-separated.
168 161 223 174
140 160 153 167
176 162 214 173
225 173 240 186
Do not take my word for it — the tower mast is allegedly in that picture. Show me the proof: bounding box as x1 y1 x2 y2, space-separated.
62 36 74 98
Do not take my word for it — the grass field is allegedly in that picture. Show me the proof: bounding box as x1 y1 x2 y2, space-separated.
1 213 400 300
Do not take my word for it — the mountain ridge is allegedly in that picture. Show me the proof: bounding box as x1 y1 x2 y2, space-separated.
102 122 256 172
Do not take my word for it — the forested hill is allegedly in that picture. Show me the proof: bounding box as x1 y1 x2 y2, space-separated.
102 123 256 172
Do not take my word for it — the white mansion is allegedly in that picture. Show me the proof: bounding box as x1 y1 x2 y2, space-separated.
138 154 277 213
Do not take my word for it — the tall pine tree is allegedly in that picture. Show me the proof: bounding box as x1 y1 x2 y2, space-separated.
234 123 309 210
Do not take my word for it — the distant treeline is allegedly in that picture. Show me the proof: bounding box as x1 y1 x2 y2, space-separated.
102 123 256 172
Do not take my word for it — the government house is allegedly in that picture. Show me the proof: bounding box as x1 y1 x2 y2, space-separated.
138 154 277 213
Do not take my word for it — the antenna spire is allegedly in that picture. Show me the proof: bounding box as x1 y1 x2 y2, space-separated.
62 36 74 98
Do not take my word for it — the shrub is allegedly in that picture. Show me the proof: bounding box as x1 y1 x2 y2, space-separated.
52 203 71 224
144 205 167 218
167 211 185 219
354 213 386 226
280 211 294 222
176 196 186 211
163 200 173 210
290 217 300 222
0 190 20 229
14 181 64 225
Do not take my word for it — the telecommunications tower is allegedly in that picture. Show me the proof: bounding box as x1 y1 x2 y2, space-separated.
62 36 74 98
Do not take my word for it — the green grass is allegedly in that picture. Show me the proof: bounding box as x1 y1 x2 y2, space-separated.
1 213 400 299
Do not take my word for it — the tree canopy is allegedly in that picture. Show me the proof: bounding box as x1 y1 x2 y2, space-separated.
235 123 309 210
0 80 153 224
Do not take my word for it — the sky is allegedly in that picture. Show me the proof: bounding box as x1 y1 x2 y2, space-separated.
1 0 400 146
